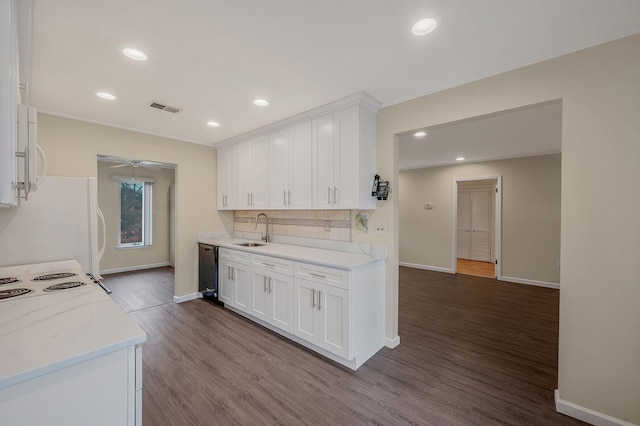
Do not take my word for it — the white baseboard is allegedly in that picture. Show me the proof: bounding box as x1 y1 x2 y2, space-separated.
101 262 171 275
385 335 400 348
399 262 454 274
173 293 202 304
500 276 560 289
555 390 636 426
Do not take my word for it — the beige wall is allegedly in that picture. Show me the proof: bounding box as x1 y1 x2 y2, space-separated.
399 154 561 284
97 161 175 272
377 34 640 423
36 114 234 297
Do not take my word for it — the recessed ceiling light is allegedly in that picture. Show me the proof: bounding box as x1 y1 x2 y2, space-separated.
122 48 147 61
253 99 269 106
96 92 116 100
207 121 220 127
414 131 427 137
456 157 465 161
412 18 438 36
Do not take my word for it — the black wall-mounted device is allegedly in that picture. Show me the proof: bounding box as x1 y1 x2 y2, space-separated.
371 174 389 200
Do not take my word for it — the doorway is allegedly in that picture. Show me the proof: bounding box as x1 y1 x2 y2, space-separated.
452 176 502 279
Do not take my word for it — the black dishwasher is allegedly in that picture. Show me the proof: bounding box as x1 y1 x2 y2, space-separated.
198 243 220 304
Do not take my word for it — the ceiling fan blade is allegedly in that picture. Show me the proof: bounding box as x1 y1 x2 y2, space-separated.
141 165 162 171
110 163 131 168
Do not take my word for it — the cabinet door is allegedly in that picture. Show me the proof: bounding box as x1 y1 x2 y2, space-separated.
250 270 269 322
289 121 312 210
236 140 253 209
268 128 290 209
333 106 359 209
311 114 335 209
251 135 269 209
316 283 350 359
218 261 235 306
269 272 294 333
217 145 236 210
233 263 251 314
294 279 320 343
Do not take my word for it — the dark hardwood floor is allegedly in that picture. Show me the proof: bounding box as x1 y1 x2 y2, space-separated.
107 266 584 425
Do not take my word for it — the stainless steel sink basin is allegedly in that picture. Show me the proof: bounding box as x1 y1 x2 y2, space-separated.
235 242 266 247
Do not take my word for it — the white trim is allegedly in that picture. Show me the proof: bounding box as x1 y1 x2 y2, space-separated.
399 262 454 274
100 262 170 275
500 276 560 289
452 175 502 279
384 336 400 348
174 293 202 304
554 390 637 426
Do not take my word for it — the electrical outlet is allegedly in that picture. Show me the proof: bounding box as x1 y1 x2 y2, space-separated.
324 222 331 232
374 223 387 235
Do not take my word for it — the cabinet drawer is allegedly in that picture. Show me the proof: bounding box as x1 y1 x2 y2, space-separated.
294 262 350 290
219 248 251 265
252 254 293 275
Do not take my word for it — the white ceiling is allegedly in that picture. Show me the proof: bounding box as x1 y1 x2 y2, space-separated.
30 0 640 149
398 101 562 170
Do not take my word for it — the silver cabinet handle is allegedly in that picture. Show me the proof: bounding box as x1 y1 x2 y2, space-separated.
287 190 291 205
283 189 287 205
263 276 267 292
309 272 326 278
328 186 331 204
231 267 234 281
262 263 275 267
251 193 254 205
312 289 316 308
269 278 273 293
318 291 322 310
333 186 338 204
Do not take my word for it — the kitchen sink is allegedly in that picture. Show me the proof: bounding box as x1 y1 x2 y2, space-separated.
235 242 266 247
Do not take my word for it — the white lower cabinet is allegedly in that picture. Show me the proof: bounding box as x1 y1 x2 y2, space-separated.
219 248 251 313
220 247 384 370
0 345 142 426
294 278 350 359
251 268 294 333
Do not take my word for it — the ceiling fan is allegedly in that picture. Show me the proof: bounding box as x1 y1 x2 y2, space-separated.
109 160 161 171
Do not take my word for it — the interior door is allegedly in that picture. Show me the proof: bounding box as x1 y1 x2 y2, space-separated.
470 188 492 261
457 189 471 259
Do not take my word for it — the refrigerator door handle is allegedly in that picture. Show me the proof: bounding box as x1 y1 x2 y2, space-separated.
97 206 106 261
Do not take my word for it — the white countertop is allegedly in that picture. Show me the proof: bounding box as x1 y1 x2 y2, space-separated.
198 236 385 270
0 278 146 389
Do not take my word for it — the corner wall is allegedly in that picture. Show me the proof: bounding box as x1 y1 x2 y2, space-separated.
36 113 234 297
376 34 640 423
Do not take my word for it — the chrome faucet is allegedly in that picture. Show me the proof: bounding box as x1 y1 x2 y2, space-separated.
255 213 270 243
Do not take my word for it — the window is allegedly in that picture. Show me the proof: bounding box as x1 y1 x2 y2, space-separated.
118 180 153 247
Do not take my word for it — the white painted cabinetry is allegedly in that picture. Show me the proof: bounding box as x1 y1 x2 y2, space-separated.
312 105 377 209
217 144 236 210
250 254 294 333
218 246 385 370
0 345 143 426
218 248 251 313
215 93 380 211
237 135 269 210
268 121 312 209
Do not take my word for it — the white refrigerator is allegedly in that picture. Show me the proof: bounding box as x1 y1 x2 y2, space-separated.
0 176 103 276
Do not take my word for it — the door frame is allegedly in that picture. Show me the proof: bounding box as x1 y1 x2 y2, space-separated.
452 175 502 279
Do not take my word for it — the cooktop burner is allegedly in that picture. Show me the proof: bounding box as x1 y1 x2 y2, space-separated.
32 272 78 281
0 288 33 300
0 277 21 285
43 281 87 292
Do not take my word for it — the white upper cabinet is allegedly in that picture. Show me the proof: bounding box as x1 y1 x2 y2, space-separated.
312 105 377 209
216 92 380 211
268 121 312 209
217 144 236 210
237 135 269 210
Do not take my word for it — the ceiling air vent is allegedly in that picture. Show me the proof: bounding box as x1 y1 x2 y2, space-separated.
149 102 182 114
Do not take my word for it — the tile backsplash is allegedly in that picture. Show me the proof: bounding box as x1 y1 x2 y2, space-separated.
234 210 352 242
